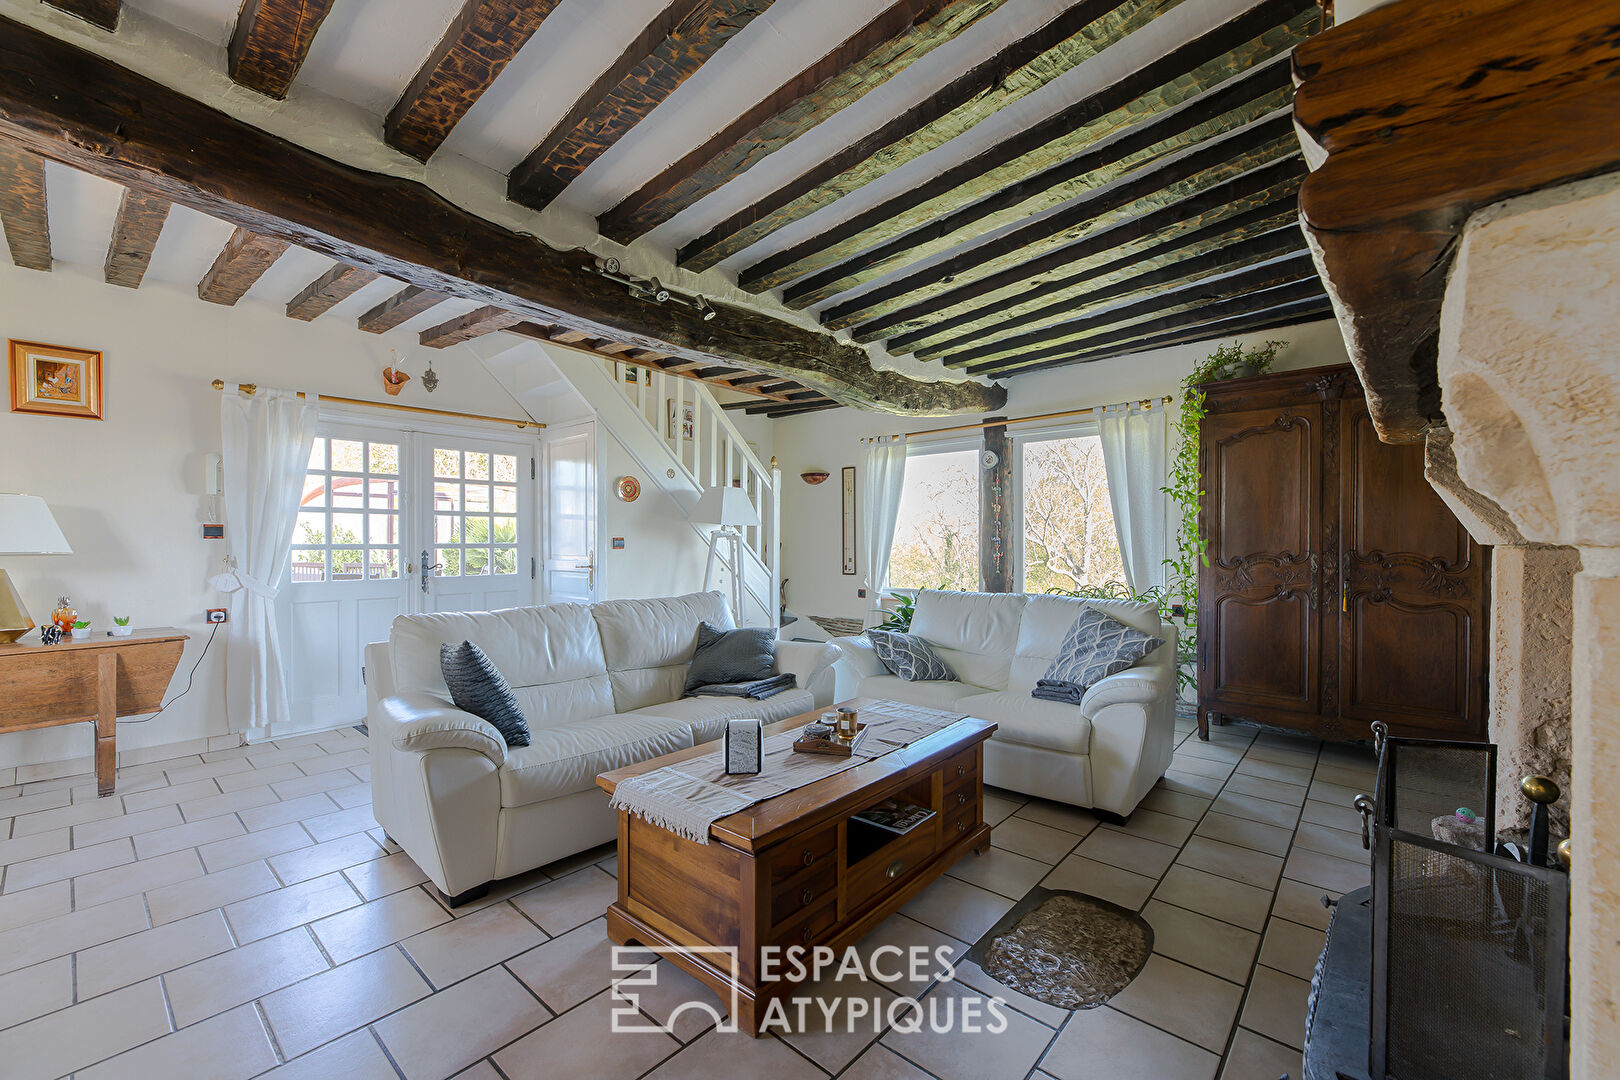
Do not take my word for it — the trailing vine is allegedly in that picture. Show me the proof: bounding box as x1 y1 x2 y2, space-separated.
1162 340 1287 691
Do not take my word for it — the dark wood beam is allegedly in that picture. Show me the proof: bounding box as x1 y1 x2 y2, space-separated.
725 373 777 387
420 305 524 348
385 0 565 162
823 113 1298 333
197 227 288 305
979 294 1335 376
357 285 448 333
745 3 1315 299
969 278 1329 376
691 365 741 379
103 189 169 288
0 143 50 271
227 0 338 100
848 155 1305 344
0 16 1003 416
748 399 843 418
676 0 1239 272
41 0 118 31
286 263 380 320
507 0 772 212
507 323 797 402
923 226 1308 362
597 0 1003 245
945 250 1320 369
1294 0 1620 441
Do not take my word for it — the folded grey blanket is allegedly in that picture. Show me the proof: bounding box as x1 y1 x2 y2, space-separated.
1032 681 1086 706
685 672 797 700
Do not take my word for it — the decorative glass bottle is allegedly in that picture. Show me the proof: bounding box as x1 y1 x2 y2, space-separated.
51 596 76 634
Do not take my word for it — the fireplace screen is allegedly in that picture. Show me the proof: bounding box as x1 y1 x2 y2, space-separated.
1370 736 1568 1080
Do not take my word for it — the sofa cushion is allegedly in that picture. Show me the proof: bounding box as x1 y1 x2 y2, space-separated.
685 622 776 692
865 629 958 682
630 688 816 744
391 605 615 727
958 691 1094 756
439 640 530 747
1038 609 1165 697
910 591 1027 691
1010 594 1163 693
499 714 694 807
855 674 985 710
592 591 732 711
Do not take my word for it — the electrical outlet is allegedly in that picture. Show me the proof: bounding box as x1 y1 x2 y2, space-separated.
206 609 228 624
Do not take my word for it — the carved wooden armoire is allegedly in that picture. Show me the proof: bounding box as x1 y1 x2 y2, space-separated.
1196 364 1488 743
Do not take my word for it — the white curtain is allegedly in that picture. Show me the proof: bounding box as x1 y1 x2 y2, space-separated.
1097 402 1169 594
860 435 908 626
221 388 318 735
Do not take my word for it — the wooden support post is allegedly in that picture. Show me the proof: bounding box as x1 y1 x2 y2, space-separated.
95 651 117 796
980 419 1012 593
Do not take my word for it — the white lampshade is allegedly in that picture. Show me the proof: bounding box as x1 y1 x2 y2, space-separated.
693 485 760 528
0 494 72 555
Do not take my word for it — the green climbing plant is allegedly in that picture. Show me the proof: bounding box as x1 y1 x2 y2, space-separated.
1162 340 1287 692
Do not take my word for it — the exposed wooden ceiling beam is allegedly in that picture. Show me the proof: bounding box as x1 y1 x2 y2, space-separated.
969 278 1328 376
746 4 1313 299
823 112 1297 333
227 0 338 100
848 155 1305 344
286 263 380 320
891 195 1299 357
597 0 1003 245
103 189 170 288
357 285 448 333
677 0 1227 272
0 143 50 271
920 225 1307 362
507 0 772 212
385 0 566 162
197 227 288 305
945 250 1320 369
41 0 118 31
0 16 1002 416
420 305 525 348
746 399 842 418
724 374 777 387
979 293 1335 375
507 322 798 402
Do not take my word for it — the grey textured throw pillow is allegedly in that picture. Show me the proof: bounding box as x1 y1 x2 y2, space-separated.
1038 608 1164 693
684 622 777 692
865 629 958 682
439 640 530 747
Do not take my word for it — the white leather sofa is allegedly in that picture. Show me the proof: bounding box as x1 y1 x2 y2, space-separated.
832 590 1177 817
364 591 839 903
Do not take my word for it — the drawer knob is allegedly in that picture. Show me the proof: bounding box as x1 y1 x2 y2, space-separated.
801 924 813 944
801 887 815 907
886 859 905 880
955 792 966 806
957 820 967 834
956 764 966 778
802 849 814 867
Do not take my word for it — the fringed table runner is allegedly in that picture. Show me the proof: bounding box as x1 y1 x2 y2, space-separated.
608 701 965 844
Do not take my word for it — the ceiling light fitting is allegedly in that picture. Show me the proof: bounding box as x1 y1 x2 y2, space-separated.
593 258 717 321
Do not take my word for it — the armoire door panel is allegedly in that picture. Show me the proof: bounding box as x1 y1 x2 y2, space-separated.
1344 406 1468 563
1213 594 1313 705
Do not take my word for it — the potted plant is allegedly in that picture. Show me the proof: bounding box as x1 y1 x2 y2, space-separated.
71 619 92 638
110 616 133 638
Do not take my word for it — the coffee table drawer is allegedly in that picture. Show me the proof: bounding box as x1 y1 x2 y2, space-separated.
941 745 980 787
943 800 979 844
770 859 837 927
771 895 838 950
764 825 838 886
846 825 936 914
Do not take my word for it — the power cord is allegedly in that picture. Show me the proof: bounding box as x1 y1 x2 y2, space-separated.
118 621 220 724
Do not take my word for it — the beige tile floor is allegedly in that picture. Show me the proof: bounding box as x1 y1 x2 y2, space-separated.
0 715 1376 1080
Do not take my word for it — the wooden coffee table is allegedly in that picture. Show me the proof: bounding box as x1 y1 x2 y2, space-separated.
596 697 995 1035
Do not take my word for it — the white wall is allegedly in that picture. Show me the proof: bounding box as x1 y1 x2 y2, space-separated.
770 318 1352 623
0 260 529 773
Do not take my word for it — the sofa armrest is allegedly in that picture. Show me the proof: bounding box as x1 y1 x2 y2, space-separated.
831 635 887 680
376 692 507 767
1079 668 1166 714
773 640 841 689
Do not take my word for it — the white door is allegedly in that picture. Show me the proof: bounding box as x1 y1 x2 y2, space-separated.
417 436 537 614
542 419 598 604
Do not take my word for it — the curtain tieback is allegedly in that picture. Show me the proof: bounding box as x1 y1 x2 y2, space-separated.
236 572 279 601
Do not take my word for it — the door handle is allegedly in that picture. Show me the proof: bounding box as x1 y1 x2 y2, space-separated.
419 548 443 594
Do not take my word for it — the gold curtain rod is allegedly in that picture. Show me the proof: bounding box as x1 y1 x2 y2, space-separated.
862 395 1173 442
210 380 544 430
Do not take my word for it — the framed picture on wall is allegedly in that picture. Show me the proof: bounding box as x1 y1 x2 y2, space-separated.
841 466 857 576
9 340 103 420
666 398 695 441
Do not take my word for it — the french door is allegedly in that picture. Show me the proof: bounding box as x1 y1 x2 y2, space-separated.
276 417 537 736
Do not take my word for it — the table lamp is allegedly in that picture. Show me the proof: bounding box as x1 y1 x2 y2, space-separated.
0 494 72 643
694 485 760 625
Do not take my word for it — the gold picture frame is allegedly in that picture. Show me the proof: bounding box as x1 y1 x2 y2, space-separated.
9 340 103 420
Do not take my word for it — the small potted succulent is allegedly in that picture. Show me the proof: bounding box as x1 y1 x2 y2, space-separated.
110 616 133 638
72 619 92 638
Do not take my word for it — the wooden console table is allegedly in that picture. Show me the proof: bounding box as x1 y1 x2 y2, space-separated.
0 629 188 796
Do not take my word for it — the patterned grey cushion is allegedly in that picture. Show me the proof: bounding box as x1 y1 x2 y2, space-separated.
440 640 530 747
1036 608 1165 698
684 622 776 692
865 629 958 682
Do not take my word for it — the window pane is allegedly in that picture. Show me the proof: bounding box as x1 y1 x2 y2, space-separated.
436 548 461 576
368 442 399 475
464 547 492 576
434 449 460 478
433 482 462 512
330 477 364 509
492 516 517 544
330 513 365 545
494 454 518 482
332 547 364 580
465 485 491 513
301 474 327 507
367 478 400 510
291 549 326 582
368 549 399 580
463 516 492 544
296 511 326 545
367 513 398 545
434 515 461 544
466 452 490 480
493 484 517 514
493 548 517 576
331 439 364 473
888 450 981 592
1021 435 1124 593
307 439 326 470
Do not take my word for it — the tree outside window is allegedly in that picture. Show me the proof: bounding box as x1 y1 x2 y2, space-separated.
1021 435 1124 593
888 450 980 592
